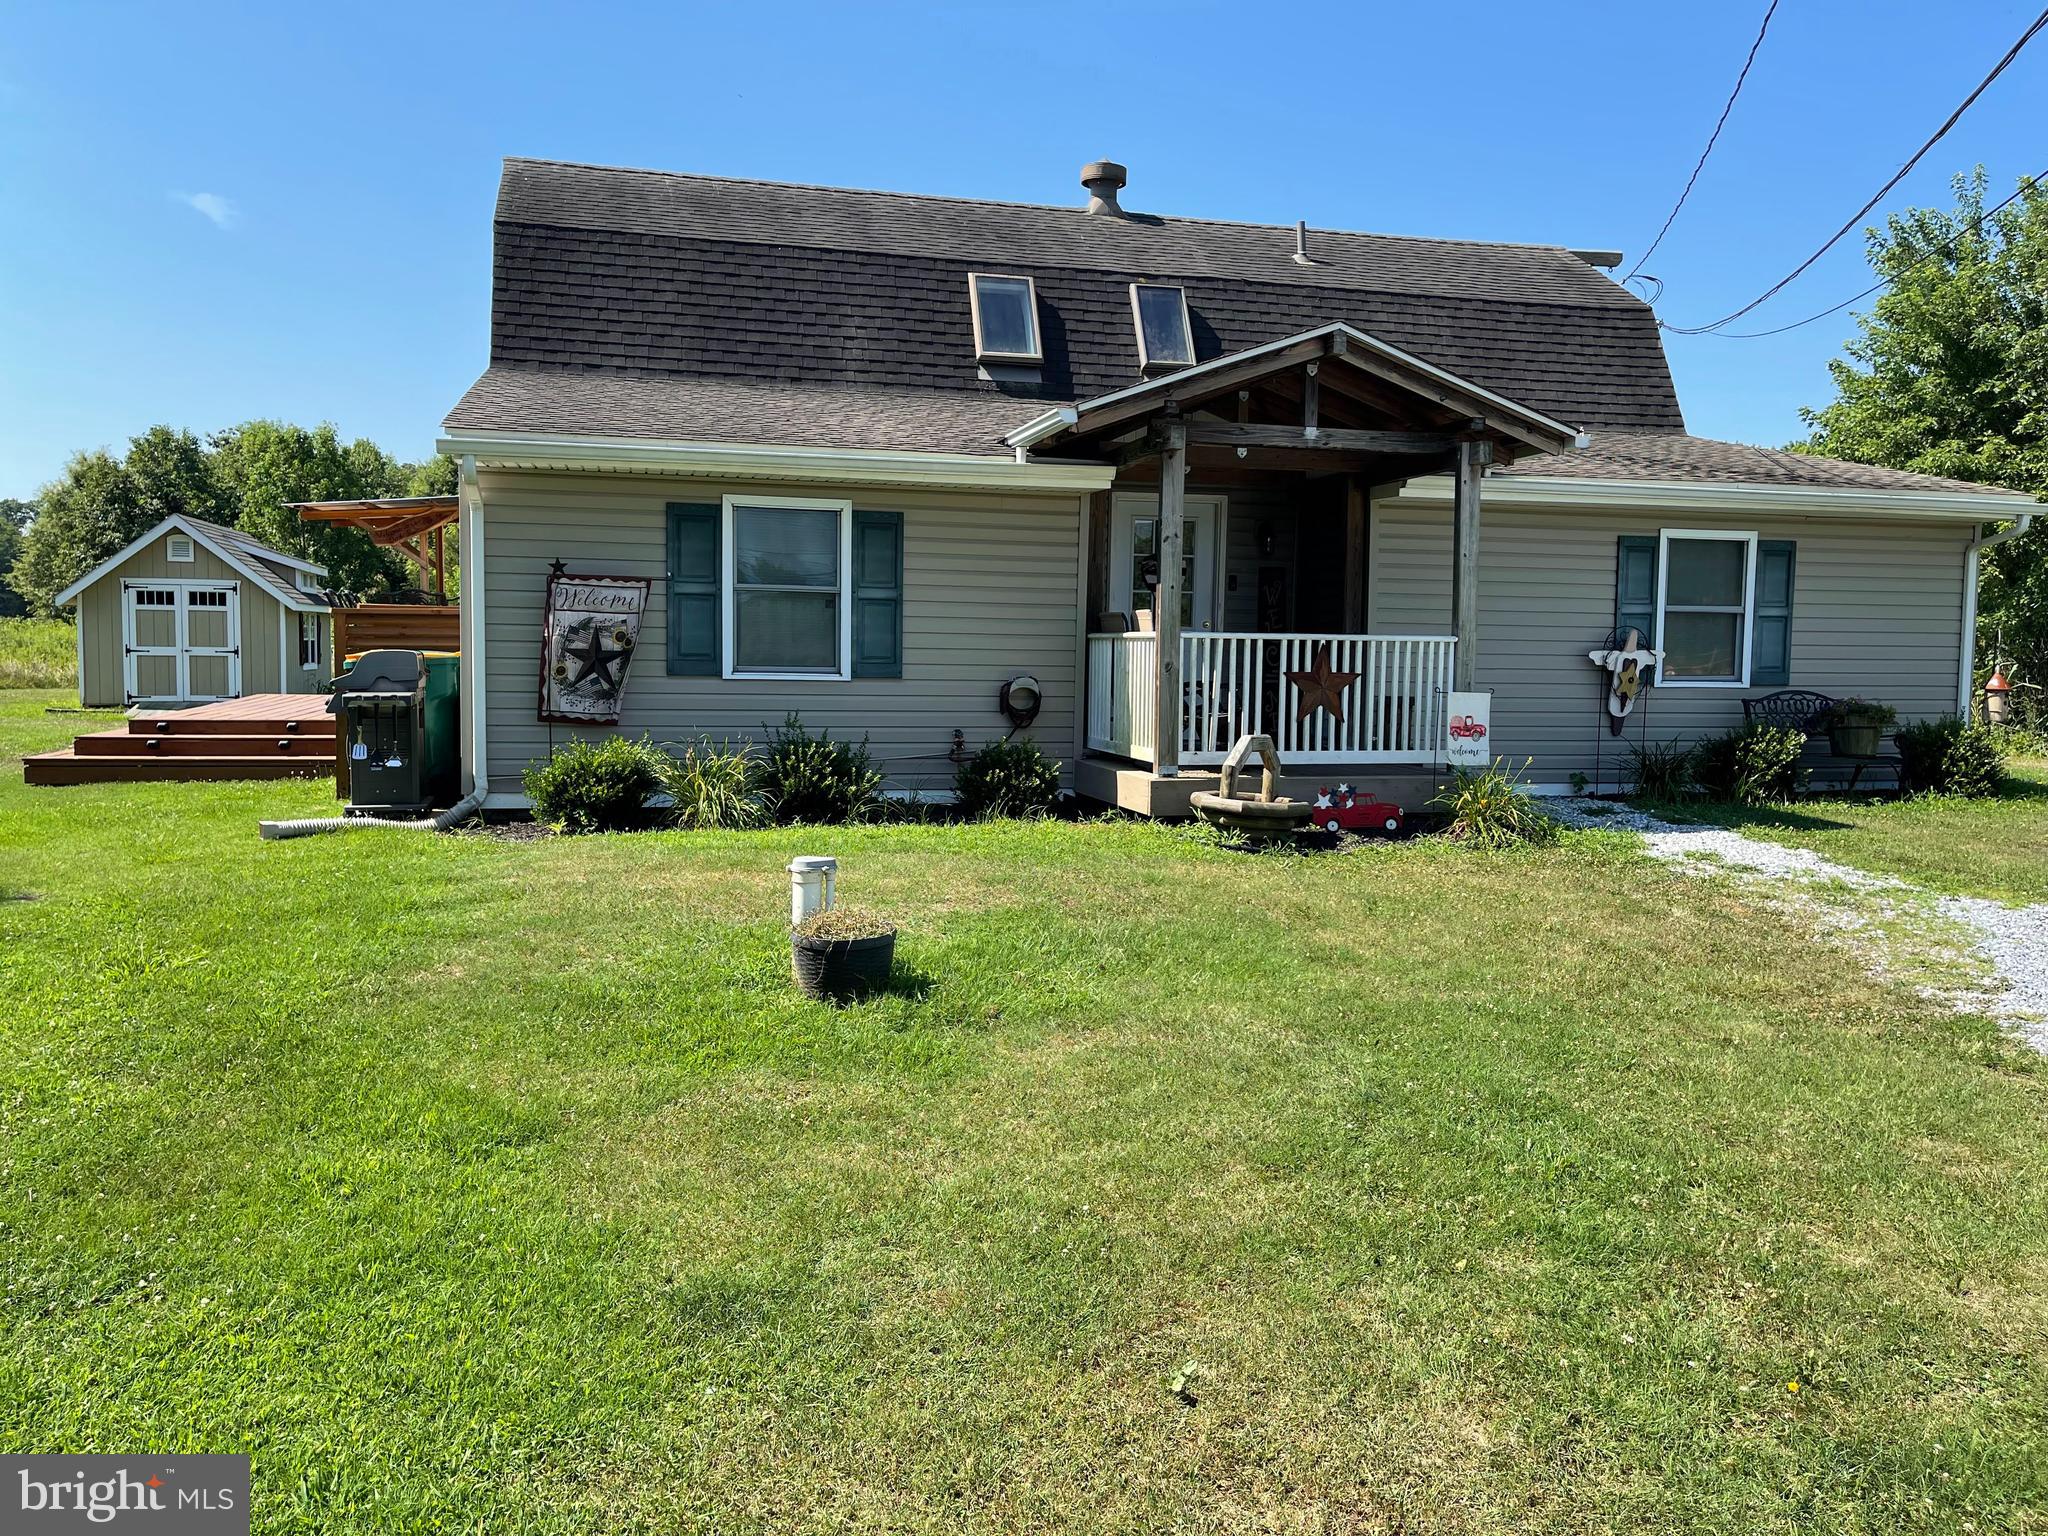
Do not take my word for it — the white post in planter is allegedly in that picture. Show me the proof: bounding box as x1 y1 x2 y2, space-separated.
788 855 837 927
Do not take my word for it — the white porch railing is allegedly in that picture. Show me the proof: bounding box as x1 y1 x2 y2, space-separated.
1086 631 1457 767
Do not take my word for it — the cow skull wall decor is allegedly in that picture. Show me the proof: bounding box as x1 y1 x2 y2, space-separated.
1587 627 1662 736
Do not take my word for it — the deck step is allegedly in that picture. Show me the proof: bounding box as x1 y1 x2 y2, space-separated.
23 750 334 787
128 714 334 737
74 729 333 758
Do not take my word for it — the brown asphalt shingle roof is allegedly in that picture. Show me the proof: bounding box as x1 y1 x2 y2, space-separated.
444 158 2037 501
1496 433 2038 498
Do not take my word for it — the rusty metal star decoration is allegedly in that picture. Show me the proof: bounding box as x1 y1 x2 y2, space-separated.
1287 642 1360 725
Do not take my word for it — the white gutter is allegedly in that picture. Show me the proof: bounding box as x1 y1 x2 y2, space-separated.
1958 509 2035 713
1386 472 2037 522
436 429 1114 493
457 454 489 802
1005 406 1078 460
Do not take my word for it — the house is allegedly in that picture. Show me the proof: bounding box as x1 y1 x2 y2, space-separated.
53 513 332 708
435 157 2036 813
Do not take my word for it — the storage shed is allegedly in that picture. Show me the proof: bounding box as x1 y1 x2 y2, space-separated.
53 514 333 708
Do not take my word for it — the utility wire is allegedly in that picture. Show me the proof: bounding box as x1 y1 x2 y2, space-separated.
1702 169 2043 338
1663 4 2048 335
1622 0 1780 283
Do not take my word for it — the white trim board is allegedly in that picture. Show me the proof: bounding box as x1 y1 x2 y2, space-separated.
1385 472 2034 522
54 513 329 610
437 430 1115 493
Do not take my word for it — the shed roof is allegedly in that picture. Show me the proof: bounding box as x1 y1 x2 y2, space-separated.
52 514 328 612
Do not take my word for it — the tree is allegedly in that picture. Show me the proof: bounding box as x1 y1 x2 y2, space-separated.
1798 169 2048 684
0 498 31 616
11 450 145 615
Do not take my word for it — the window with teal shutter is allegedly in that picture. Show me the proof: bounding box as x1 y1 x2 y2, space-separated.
1751 540 1796 685
666 503 720 675
1615 535 1657 646
851 509 903 678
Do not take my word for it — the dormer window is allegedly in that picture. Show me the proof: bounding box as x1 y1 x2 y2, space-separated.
1131 283 1194 372
968 273 1041 363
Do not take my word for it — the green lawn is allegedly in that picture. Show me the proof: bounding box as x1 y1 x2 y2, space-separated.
1675 759 2048 904
4 687 2047 1533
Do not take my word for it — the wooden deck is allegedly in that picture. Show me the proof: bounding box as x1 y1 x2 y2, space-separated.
23 695 338 787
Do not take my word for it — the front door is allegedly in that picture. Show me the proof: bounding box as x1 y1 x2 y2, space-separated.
1110 493 1224 632
122 581 241 703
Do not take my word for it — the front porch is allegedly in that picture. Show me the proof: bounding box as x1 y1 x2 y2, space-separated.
1022 322 1582 814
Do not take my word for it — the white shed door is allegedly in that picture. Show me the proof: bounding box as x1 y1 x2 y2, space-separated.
123 582 241 703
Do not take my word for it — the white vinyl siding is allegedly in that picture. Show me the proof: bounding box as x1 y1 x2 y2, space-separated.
1370 494 1974 786
478 471 1086 794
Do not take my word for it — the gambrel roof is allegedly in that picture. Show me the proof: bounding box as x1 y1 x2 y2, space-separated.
442 158 2039 502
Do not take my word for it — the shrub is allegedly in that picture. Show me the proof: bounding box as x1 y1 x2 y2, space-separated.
1689 723 1804 806
1895 715 2008 797
522 735 668 832
661 741 765 830
1626 738 1693 801
759 713 886 825
954 737 1063 819
1432 758 1558 849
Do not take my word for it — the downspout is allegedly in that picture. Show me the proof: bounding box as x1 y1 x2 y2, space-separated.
1958 510 2034 713
256 456 492 840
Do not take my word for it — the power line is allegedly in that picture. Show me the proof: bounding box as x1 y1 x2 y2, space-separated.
1702 170 2044 339
1663 4 2048 335
1622 0 1780 283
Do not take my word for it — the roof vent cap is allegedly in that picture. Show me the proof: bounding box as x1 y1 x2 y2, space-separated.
1081 160 1127 217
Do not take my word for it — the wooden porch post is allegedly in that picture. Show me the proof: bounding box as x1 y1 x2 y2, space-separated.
1451 433 1489 691
1342 476 1368 631
1153 418 1187 776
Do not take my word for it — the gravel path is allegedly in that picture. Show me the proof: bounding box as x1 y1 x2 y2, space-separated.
1551 798 2048 1050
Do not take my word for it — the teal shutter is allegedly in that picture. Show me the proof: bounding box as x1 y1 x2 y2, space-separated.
666 502 720 675
1751 540 1796 686
851 509 903 678
1615 535 1658 647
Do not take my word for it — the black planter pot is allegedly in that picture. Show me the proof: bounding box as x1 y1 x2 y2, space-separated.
1828 722 1884 759
791 930 896 1003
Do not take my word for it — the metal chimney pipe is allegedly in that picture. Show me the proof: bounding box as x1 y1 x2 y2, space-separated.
1081 160 1127 216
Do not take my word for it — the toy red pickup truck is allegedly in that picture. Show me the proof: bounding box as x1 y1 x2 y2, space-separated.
1311 785 1405 836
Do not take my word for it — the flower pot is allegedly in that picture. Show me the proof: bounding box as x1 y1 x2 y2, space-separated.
1828 722 1883 759
791 930 896 1003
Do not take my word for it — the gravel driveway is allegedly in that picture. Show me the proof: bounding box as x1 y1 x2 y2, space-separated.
1552 798 2048 1051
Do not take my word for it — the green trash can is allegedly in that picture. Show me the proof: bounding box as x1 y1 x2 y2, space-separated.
331 650 460 811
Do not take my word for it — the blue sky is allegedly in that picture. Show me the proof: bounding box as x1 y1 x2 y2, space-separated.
3 0 2043 499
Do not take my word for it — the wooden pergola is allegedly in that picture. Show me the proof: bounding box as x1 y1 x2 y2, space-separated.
290 495 458 597
1011 323 1583 776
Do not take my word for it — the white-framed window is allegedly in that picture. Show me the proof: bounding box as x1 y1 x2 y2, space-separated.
166 534 195 563
296 570 322 592
1130 283 1194 371
298 612 323 669
967 273 1041 363
1656 529 1758 686
722 495 853 679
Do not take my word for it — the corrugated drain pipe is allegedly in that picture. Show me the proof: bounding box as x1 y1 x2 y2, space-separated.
259 788 486 841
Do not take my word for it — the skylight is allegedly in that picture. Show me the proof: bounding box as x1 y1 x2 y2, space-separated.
968 273 1041 363
1131 284 1194 371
